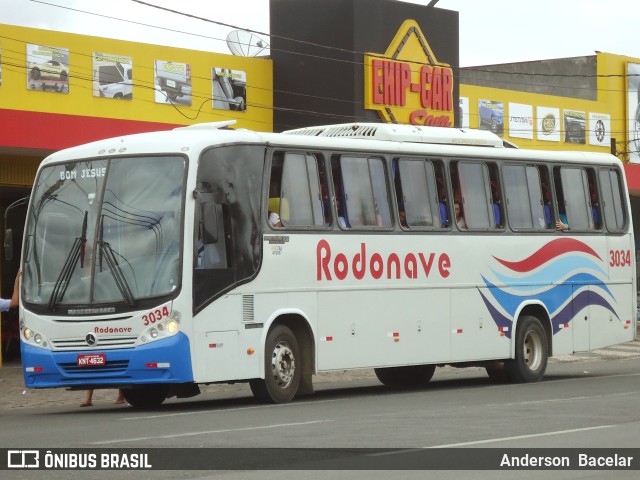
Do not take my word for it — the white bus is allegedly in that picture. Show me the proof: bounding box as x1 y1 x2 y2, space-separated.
16 121 636 407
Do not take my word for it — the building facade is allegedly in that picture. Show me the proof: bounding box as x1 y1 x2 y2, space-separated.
1 0 639 359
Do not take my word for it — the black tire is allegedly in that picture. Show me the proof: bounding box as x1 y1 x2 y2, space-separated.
250 325 300 404
30 68 41 80
122 384 170 408
60 71 68 81
374 364 436 387
505 316 548 383
485 363 510 383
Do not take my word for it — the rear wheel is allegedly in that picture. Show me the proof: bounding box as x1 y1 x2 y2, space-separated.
250 325 300 403
374 364 436 387
122 384 169 408
505 316 548 383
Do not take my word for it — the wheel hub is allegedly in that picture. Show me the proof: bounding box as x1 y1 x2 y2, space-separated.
271 341 295 388
524 329 543 370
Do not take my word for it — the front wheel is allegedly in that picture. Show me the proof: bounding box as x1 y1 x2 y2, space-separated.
122 384 170 408
250 325 301 403
505 316 548 383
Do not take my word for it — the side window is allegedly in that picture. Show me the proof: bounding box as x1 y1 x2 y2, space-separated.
451 161 493 230
194 145 264 312
196 203 230 270
268 152 329 228
394 158 446 229
587 169 601 230
554 166 594 230
503 164 550 231
332 155 392 228
599 168 626 231
488 164 503 228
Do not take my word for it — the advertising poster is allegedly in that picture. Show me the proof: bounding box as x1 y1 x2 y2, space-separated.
588 112 611 147
477 99 504 135
93 53 133 100
26 43 69 94
508 103 533 139
627 62 640 163
459 97 469 128
563 110 586 144
154 60 191 106
536 106 560 142
212 68 246 111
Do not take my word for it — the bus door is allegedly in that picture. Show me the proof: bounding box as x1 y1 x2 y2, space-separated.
2 193 30 361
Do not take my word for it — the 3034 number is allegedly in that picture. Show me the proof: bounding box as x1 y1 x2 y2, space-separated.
609 249 631 267
142 306 170 326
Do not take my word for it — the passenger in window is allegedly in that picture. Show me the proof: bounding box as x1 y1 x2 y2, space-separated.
541 183 553 228
398 209 408 228
454 202 467 230
269 211 283 228
589 183 600 228
556 212 569 231
490 181 502 227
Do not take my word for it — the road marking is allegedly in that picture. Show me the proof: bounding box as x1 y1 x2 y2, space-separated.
489 390 640 407
120 399 338 421
92 420 332 445
428 425 615 448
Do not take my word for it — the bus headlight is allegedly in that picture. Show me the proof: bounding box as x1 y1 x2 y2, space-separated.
23 327 34 341
21 326 47 347
166 319 179 334
138 309 181 345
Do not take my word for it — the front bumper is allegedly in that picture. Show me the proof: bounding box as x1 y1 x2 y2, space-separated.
21 332 193 388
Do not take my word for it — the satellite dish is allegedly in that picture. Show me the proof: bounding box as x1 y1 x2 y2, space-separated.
226 30 269 57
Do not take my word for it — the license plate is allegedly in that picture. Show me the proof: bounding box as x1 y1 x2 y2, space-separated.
166 79 176 88
77 353 106 367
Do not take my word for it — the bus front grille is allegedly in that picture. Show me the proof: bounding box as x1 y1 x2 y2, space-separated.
51 337 138 350
58 359 130 374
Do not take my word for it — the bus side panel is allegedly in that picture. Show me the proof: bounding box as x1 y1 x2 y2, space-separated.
592 232 636 349
192 294 261 383
450 287 511 362
317 288 451 370
589 284 635 349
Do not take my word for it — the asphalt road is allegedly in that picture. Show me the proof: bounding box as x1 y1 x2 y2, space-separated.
2 343 640 480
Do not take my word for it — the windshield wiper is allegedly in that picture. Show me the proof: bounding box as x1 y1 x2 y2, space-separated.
97 240 136 307
97 215 135 307
48 211 88 311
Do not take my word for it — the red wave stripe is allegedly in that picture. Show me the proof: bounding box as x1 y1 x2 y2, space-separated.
493 238 601 273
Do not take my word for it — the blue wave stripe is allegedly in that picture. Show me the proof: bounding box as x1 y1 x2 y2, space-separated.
489 256 606 287
481 276 613 318
478 289 513 339
551 290 620 334
485 272 614 299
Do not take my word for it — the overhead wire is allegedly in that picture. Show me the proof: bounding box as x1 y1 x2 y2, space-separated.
6 0 640 138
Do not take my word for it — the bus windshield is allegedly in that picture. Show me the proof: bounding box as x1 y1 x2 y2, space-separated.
22 155 185 313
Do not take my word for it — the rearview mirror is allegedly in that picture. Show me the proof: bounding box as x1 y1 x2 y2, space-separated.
4 229 13 261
